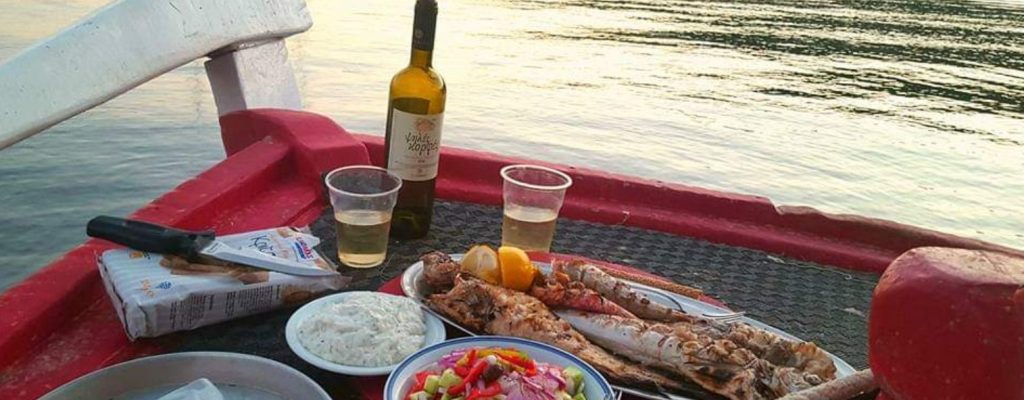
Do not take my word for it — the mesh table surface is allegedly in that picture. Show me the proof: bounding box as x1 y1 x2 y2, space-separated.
174 200 879 399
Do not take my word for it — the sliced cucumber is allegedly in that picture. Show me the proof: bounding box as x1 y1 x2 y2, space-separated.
409 391 432 400
439 369 462 388
424 375 441 394
562 367 584 395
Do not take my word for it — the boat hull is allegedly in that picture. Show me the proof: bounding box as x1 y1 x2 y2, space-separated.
0 109 1017 399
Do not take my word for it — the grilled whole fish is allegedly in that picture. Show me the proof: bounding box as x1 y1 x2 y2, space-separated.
555 260 691 322
427 276 686 392
557 310 826 400
422 252 636 318
530 271 637 318
666 320 837 380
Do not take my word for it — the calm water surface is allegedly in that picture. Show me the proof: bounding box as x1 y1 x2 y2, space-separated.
1 0 1022 291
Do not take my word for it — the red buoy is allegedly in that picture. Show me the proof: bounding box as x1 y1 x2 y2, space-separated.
869 247 1024 399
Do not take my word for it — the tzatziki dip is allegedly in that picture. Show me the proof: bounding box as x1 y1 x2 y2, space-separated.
298 292 425 367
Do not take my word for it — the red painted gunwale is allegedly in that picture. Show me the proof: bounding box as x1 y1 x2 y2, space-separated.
0 109 1018 399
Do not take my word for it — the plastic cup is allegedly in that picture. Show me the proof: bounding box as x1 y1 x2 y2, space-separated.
324 166 402 268
500 164 573 252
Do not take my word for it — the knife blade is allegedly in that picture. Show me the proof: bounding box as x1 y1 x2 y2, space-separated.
86 216 339 277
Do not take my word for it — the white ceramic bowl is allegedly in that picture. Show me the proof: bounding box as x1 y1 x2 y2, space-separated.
286 291 446 376
384 336 615 400
39 352 329 400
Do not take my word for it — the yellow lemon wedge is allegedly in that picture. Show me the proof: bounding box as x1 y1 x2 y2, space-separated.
461 244 501 285
498 246 537 291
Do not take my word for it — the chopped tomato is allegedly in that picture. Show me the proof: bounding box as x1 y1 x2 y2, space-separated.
447 381 467 396
450 359 488 396
409 372 429 394
464 359 488 383
467 382 502 400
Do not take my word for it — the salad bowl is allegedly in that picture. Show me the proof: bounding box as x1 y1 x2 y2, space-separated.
384 336 614 400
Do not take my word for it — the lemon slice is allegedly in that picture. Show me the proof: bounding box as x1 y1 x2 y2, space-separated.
498 246 537 292
461 244 501 285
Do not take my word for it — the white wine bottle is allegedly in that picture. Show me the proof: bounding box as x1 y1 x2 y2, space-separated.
384 0 446 239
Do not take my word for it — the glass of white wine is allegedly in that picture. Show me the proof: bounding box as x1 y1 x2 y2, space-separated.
325 166 402 268
500 164 574 252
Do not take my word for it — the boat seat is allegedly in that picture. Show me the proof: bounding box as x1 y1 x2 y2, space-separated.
0 0 312 149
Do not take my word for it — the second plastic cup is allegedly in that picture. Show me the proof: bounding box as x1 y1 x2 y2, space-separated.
500 164 573 252
325 166 402 268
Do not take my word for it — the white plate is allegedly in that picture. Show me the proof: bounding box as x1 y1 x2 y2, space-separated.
286 291 446 376
39 352 329 400
401 255 857 396
384 336 615 400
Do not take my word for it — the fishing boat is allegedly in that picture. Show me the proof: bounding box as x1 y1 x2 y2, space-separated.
1 1 1019 399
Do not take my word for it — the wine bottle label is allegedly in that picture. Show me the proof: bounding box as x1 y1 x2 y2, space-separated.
387 108 444 181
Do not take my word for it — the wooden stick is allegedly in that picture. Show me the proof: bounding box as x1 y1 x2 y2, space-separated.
778 369 877 400
596 264 704 299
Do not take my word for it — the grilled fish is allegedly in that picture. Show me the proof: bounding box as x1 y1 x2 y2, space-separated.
421 251 460 291
427 276 686 391
557 310 825 400
530 271 637 318
553 258 835 380
555 260 691 322
422 252 635 318
666 320 837 380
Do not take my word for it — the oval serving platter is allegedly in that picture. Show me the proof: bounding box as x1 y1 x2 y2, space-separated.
401 254 857 400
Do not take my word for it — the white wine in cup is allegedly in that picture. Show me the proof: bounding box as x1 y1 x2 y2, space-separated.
325 166 402 268
500 164 573 252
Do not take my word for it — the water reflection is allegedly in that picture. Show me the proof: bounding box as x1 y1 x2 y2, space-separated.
0 0 1022 292
533 0 1024 145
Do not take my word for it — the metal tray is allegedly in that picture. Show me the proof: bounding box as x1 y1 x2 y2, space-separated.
39 352 330 400
401 255 856 400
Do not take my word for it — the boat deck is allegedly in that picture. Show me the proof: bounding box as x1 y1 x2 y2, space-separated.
170 200 878 399
8 110 964 399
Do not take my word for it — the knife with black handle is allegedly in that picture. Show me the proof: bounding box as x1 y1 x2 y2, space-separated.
86 216 338 277
87 216 214 259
